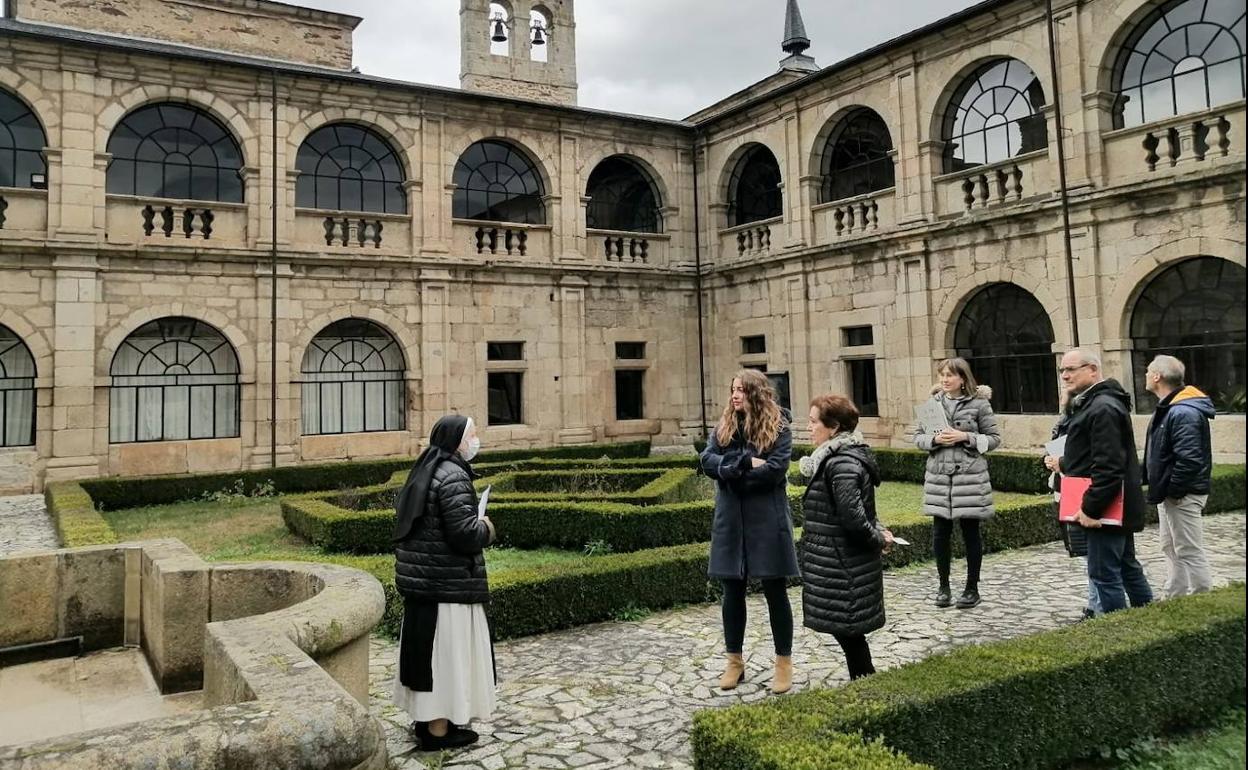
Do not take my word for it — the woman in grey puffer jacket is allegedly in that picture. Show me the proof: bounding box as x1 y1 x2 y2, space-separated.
912 358 1000 610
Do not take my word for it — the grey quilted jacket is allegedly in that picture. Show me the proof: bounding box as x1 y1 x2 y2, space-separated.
912 384 1002 520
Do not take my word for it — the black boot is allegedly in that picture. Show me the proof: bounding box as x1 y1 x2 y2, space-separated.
934 585 952 608
413 722 479 751
956 589 981 609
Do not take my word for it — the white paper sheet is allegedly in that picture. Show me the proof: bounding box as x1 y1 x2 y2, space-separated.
914 400 950 434
1044 435 1067 458
477 485 491 520
892 537 910 547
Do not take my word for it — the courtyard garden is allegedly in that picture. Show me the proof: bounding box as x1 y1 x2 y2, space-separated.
39 441 1247 769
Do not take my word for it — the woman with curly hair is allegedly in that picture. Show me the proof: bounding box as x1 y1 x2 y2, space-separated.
699 369 799 694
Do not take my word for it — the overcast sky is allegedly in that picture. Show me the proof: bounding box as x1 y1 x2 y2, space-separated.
295 0 983 119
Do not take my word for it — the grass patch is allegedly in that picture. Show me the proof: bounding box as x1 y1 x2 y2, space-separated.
872 484 1045 527
1070 706 1247 769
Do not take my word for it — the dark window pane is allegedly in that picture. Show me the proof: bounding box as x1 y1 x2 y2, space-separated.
847 359 879 417
488 372 523 425
767 371 791 412
453 140 546 225
293 123 406 213
842 326 874 347
106 104 244 201
943 58 1046 170
615 369 645 420
615 342 646 360
820 109 895 203
487 342 524 361
741 335 767 355
953 283 1058 414
728 145 782 226
585 156 660 233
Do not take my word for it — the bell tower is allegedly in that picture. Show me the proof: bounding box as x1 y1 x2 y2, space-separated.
460 0 579 105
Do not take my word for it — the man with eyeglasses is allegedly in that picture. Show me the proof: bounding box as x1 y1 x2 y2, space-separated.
1044 349 1153 613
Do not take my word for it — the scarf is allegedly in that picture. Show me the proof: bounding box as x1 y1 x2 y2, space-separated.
393 414 471 544
799 430 866 480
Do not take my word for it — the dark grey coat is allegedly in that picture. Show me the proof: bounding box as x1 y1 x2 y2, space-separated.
800 438 887 637
700 421 799 580
912 384 1001 520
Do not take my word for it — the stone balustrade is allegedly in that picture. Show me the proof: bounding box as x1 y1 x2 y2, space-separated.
141 204 215 239
323 215 384 248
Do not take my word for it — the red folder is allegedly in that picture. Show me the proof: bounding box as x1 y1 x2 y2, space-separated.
1059 476 1124 526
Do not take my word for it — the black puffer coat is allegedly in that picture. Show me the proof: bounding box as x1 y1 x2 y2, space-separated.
395 459 493 603
800 439 887 637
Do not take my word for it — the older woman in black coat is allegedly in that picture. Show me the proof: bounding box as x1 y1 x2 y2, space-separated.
392 414 496 751
699 369 799 694
799 394 894 680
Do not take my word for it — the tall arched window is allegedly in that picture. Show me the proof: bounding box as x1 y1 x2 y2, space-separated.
1112 0 1246 128
727 144 782 227
453 139 546 224
109 317 240 443
942 58 1048 172
0 324 36 448
0 90 47 190
300 319 406 435
1130 257 1246 413
295 123 407 214
953 283 1058 414
585 156 661 233
820 108 895 203
106 103 244 202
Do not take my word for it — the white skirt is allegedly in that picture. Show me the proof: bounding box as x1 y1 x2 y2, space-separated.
392 603 497 724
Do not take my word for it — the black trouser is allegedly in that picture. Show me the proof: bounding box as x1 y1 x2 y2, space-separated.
832 632 876 680
933 517 983 591
721 578 792 656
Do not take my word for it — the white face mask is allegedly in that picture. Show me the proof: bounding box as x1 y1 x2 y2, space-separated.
461 435 481 461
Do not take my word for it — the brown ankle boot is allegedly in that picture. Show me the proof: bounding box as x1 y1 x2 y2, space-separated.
771 655 793 694
718 653 745 690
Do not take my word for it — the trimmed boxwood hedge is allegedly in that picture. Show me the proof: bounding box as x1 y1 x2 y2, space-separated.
45 482 116 548
691 584 1247 770
482 467 705 505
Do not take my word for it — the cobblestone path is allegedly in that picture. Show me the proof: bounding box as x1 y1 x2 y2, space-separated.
376 513 1244 768
0 495 56 556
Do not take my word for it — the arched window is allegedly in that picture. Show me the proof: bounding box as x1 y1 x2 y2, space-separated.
953 283 1058 414
585 156 661 233
109 317 240 443
0 324 36 448
106 103 244 202
1130 257 1246 413
0 90 47 190
942 58 1048 172
453 139 546 224
820 108 895 203
300 319 406 435
295 123 407 214
727 144 782 227
1112 0 1246 128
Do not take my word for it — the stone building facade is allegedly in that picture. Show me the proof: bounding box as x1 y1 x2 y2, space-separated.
0 0 1243 493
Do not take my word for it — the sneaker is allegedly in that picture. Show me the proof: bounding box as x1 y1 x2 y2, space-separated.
934 586 952 608
413 722 480 751
955 589 981 609
1078 607 1096 622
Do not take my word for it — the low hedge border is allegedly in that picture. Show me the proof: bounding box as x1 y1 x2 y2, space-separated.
690 583 1247 770
481 467 704 506
45 481 117 548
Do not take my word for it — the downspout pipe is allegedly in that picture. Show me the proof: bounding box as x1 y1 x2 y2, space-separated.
691 130 709 441
270 67 279 468
1046 0 1080 347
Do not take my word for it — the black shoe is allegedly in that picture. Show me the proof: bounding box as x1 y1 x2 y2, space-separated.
1078 607 1096 622
935 586 952 608
956 589 981 609
413 722 480 751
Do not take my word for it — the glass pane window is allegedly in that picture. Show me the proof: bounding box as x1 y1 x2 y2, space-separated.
953 283 1058 414
741 335 767 355
846 359 879 417
487 342 525 361
942 58 1048 172
0 324 36 447
1111 0 1247 128
615 342 646 360
453 140 545 224
105 104 243 202
295 124 407 214
842 326 874 347
820 109 895 203
767 371 791 412
586 156 661 233
0 90 48 191
727 145 783 226
615 369 645 420
1130 257 1246 413
109 317 241 443
488 372 524 425
298 318 406 435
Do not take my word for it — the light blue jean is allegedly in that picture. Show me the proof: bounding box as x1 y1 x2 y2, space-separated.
1084 557 1101 615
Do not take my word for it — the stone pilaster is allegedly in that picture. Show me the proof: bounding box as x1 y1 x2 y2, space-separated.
44 253 101 482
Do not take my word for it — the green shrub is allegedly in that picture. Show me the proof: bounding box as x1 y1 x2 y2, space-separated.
691 584 1247 770
482 467 704 506
44 482 117 547
1208 464 1246 514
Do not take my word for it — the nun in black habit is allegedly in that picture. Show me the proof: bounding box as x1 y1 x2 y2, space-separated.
392 415 497 750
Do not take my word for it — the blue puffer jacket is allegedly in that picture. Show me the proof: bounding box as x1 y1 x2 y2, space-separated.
1144 386 1215 504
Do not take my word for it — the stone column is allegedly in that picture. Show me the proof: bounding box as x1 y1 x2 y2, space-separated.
404 180 424 254
890 245 932 446
893 58 929 225
45 252 102 482
422 115 451 256
556 133 584 262
419 270 452 433
556 275 593 444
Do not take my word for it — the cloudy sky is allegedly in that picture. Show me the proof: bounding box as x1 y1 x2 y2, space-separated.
296 0 983 119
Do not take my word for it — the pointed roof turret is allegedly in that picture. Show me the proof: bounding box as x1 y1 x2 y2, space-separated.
779 0 818 72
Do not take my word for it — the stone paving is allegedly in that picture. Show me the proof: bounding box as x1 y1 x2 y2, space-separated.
371 513 1247 770
0 495 56 556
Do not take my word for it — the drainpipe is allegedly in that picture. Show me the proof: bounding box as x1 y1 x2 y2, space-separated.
270 68 279 468
691 130 709 441
1046 0 1080 347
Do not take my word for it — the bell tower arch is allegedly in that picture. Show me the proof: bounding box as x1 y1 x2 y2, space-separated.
460 0 578 105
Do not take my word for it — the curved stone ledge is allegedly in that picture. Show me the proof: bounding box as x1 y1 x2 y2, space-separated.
0 541 388 770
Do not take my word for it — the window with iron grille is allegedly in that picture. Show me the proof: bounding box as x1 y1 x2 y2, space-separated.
727 144 782 226
299 318 406 435
453 140 546 224
586 156 661 233
0 89 47 190
0 323 35 447
295 123 407 213
820 109 895 203
942 58 1048 172
106 103 244 202
953 283 1058 414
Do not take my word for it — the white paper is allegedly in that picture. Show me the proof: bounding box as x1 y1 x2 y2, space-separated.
892 537 910 547
477 485 491 520
1044 435 1067 458
914 401 950 434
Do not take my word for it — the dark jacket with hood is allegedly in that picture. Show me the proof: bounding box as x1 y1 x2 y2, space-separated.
799 433 887 637
1144 386 1215 504
1058 379 1147 532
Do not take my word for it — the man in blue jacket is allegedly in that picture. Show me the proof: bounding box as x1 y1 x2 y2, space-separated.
1143 355 1215 598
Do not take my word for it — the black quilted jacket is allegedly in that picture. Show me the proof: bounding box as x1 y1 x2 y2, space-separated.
394 459 493 604
800 444 887 637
